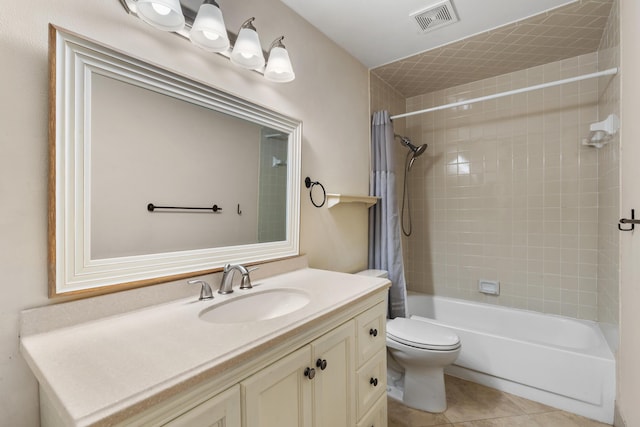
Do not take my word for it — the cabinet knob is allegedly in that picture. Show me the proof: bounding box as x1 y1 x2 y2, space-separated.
369 328 378 337
304 367 316 380
370 377 378 387
316 358 328 370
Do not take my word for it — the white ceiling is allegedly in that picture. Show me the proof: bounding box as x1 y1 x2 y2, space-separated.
279 0 577 69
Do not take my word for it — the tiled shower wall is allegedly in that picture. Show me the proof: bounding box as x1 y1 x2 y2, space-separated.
258 132 288 243
596 0 620 327
404 53 602 320
370 7 620 323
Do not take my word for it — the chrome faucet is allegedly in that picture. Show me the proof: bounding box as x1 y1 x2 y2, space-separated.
188 279 214 301
218 263 256 294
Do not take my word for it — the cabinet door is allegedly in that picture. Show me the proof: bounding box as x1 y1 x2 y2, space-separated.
242 346 313 427
164 385 241 427
311 321 356 427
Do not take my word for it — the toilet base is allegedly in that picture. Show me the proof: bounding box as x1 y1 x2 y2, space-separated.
386 318 460 414
402 366 447 413
386 365 404 402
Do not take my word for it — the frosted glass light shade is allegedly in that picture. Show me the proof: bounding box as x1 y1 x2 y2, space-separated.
230 27 265 69
190 2 229 52
137 0 185 32
265 46 295 82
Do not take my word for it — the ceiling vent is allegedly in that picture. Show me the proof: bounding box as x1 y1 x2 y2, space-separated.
410 0 459 33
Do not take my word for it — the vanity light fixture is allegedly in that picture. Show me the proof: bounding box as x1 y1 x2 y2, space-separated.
135 0 185 31
265 36 295 83
119 0 295 82
230 18 265 69
190 0 229 52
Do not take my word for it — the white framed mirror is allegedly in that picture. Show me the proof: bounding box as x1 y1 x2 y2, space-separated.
48 25 301 297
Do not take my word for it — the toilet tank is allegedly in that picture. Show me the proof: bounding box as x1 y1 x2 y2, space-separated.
355 269 389 279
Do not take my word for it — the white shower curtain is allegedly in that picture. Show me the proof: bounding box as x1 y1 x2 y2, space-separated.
368 110 408 319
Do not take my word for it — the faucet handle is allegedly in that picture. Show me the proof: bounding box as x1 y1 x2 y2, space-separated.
188 279 214 301
239 267 259 290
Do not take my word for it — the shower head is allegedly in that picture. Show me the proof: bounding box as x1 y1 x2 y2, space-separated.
412 142 427 158
395 134 428 170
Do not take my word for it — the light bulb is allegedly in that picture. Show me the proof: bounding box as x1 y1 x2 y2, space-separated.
202 31 220 41
264 43 295 83
230 19 265 69
190 1 229 52
136 0 185 31
151 3 171 15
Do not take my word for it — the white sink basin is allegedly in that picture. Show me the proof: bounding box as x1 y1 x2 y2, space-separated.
198 289 311 324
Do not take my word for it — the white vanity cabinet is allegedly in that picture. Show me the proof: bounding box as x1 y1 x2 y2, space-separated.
160 302 386 427
355 302 387 426
242 301 387 427
95 300 388 427
155 302 386 427
242 321 356 427
23 268 391 427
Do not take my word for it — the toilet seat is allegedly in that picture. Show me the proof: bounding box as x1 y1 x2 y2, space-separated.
387 317 460 351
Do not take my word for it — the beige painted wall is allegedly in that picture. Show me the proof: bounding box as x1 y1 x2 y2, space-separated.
0 0 370 423
617 0 640 425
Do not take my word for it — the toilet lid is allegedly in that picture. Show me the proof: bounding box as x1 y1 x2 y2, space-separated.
387 317 460 351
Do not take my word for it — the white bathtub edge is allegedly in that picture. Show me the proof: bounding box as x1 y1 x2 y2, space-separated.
445 365 615 424
407 292 616 424
599 321 619 354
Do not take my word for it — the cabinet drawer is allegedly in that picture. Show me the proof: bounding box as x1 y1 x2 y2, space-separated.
356 393 387 427
356 302 386 366
356 350 386 419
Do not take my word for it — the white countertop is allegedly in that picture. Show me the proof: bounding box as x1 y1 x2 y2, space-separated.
20 268 389 426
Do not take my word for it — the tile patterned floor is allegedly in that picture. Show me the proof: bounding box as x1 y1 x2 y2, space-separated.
388 376 612 427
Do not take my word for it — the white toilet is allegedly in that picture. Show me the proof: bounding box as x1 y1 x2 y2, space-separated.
356 270 461 413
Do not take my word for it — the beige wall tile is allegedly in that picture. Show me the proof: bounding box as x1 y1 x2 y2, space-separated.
596 0 620 327
403 53 605 320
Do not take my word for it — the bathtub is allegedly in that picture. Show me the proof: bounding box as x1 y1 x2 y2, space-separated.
407 292 615 424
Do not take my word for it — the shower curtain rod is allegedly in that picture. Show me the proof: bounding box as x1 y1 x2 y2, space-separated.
390 67 618 120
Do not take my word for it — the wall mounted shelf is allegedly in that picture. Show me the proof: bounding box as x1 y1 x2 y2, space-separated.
326 194 379 209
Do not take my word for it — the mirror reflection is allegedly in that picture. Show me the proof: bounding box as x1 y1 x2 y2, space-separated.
90 74 288 259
